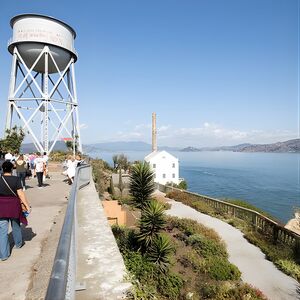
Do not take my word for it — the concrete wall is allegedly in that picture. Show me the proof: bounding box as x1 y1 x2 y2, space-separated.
76 178 131 299
102 200 126 225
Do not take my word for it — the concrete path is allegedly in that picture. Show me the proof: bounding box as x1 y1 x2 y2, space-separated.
0 173 70 300
160 193 299 300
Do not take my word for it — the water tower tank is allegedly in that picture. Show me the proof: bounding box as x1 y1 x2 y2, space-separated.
8 14 77 73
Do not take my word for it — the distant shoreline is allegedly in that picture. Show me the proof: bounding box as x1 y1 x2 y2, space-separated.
181 138 300 153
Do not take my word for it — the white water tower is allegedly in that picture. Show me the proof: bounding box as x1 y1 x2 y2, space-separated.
5 14 82 154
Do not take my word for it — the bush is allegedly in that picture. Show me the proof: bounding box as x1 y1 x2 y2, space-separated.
187 234 227 258
166 190 215 216
276 259 300 281
167 217 221 243
178 249 206 273
198 283 220 299
219 282 267 300
157 273 183 299
123 251 158 282
122 250 183 300
166 180 188 190
207 257 241 281
111 225 139 253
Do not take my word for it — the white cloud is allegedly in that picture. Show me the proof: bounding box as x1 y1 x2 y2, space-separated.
134 123 151 131
79 123 88 130
108 121 297 147
152 122 297 147
158 125 170 132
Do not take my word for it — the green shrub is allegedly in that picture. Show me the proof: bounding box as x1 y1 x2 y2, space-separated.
111 225 139 253
123 251 158 282
207 257 241 281
167 180 188 190
123 250 183 300
178 249 206 273
187 234 227 258
276 259 300 281
198 283 220 299
157 273 183 299
190 201 215 215
167 217 221 243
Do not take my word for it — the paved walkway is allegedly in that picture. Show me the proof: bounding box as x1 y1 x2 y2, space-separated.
0 173 70 300
155 192 299 300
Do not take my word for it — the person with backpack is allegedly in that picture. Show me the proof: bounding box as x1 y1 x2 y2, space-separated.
0 161 30 260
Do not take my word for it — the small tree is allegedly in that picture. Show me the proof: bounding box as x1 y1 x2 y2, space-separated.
112 154 129 199
129 161 155 209
65 135 79 154
147 234 173 273
0 126 25 154
138 200 166 249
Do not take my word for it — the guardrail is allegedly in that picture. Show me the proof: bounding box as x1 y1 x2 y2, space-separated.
157 184 300 247
45 164 91 300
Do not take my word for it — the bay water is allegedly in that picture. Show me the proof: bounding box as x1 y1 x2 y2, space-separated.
88 150 300 223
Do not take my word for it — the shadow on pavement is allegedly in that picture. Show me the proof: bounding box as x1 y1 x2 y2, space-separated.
8 226 36 249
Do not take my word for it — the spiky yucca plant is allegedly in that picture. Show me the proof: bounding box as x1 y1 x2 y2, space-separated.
147 234 174 273
129 161 155 209
138 200 166 249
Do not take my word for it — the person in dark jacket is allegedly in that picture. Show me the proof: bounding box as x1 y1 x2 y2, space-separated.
0 161 30 261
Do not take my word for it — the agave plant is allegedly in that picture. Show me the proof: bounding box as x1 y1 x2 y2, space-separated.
129 161 155 209
147 234 174 273
138 200 167 249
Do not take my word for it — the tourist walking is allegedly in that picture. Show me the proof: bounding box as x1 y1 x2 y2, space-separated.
29 153 36 178
67 156 77 184
4 151 12 161
0 161 30 261
42 152 49 179
16 155 27 190
34 153 45 188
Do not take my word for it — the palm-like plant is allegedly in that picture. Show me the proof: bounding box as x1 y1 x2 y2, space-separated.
129 161 155 209
138 200 166 249
147 234 174 273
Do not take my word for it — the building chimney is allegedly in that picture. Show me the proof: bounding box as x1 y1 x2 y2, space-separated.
152 112 157 152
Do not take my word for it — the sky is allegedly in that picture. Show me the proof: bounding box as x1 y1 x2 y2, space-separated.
0 0 299 147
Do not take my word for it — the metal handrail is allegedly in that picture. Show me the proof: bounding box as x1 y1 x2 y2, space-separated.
45 164 91 300
159 184 300 243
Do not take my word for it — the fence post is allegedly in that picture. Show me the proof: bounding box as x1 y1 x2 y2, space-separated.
251 213 257 227
272 226 279 244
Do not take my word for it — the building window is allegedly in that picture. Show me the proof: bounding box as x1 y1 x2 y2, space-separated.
172 173 175 178
163 174 166 179
172 163 175 168
153 163 156 168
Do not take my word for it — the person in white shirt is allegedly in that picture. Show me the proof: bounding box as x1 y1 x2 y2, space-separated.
67 156 77 184
4 152 12 161
34 153 45 188
42 152 49 179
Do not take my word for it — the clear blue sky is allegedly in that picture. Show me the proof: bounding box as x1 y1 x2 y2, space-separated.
0 0 298 147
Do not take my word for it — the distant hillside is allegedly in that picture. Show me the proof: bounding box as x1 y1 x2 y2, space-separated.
21 141 68 153
84 141 179 152
84 141 151 152
236 139 300 153
181 139 300 153
21 141 180 153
